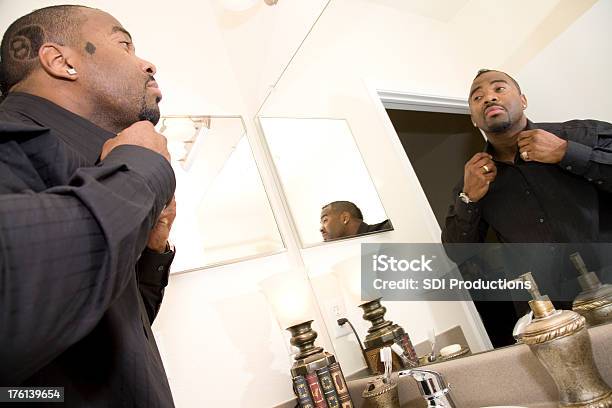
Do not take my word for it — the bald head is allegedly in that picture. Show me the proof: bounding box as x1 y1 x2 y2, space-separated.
320 201 364 241
0 5 161 133
0 5 89 96
322 201 363 220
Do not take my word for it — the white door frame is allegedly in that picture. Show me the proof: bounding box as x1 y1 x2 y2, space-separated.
364 80 493 351
379 89 470 114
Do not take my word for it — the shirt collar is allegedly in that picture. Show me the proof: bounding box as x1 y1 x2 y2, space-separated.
0 92 115 164
357 221 369 234
484 119 535 161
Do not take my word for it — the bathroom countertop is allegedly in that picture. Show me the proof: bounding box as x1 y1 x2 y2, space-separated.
274 323 611 408
347 323 612 408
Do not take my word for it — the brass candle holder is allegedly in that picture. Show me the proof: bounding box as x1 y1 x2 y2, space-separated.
359 298 418 374
286 320 336 377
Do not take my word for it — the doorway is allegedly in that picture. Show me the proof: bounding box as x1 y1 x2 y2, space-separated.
386 109 484 227
385 108 524 348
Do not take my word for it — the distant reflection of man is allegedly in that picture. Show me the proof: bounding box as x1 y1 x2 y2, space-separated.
320 201 392 241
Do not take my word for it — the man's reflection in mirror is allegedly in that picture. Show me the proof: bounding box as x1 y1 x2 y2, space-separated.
320 201 392 242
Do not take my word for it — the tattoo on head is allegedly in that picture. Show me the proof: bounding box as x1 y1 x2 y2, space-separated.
9 25 45 61
85 41 96 55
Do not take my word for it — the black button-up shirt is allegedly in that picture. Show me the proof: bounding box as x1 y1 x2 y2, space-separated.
0 93 176 407
442 119 612 243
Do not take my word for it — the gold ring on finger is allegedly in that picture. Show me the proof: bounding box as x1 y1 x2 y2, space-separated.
482 164 490 174
521 151 529 160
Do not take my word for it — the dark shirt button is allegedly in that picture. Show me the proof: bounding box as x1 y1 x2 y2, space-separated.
597 181 603 185
461 232 467 236
588 178 593 182
525 190 530 195
467 209 472 214
157 266 165 272
539 218 544 223
565 165 572 171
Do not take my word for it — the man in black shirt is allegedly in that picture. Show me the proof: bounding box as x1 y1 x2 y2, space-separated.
442 69 612 244
0 5 176 407
320 200 392 241
440 69 612 347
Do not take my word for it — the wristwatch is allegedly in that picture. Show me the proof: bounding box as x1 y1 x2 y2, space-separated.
458 192 473 204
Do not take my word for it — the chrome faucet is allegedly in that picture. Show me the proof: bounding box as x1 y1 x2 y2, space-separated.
399 368 457 408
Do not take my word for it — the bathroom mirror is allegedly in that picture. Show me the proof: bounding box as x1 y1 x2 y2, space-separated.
259 117 392 247
158 116 284 273
252 0 612 384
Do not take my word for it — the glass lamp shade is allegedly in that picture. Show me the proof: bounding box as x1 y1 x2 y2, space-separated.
260 270 318 329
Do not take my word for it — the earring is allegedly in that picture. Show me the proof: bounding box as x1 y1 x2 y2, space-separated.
523 104 527 109
67 67 77 75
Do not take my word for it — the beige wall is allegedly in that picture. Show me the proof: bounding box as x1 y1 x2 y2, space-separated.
2 1 609 407
516 0 612 123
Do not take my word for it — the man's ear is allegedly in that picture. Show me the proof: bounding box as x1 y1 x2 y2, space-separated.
341 212 350 225
38 42 79 81
469 108 478 127
521 94 528 110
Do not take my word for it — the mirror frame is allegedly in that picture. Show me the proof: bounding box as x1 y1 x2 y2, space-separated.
160 114 287 274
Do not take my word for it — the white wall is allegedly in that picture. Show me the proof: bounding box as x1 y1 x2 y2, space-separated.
1 0 608 407
209 0 329 113
0 0 247 113
517 0 612 123
153 253 319 407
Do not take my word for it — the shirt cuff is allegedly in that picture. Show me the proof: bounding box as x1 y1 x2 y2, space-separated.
137 246 176 286
454 194 482 223
559 140 592 175
100 145 176 208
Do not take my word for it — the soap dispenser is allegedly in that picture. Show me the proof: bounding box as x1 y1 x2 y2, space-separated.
514 272 612 408
569 252 612 326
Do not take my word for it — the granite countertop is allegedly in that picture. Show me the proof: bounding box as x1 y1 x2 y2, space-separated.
275 323 611 408
346 323 612 408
